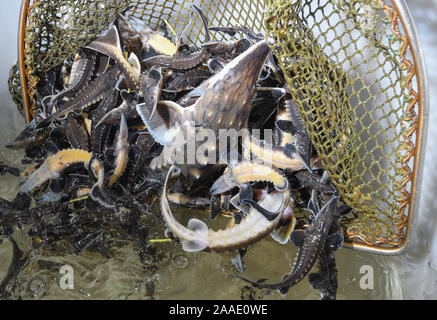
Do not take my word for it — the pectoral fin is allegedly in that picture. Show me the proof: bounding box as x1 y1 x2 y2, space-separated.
136 100 185 145
38 191 62 203
187 218 208 233
96 108 124 127
328 231 344 251
308 273 323 290
275 120 296 135
120 88 139 105
231 253 245 273
90 183 114 208
86 25 122 56
278 286 290 296
290 230 305 248
182 239 208 252
271 207 296 244
181 218 209 252
208 59 224 73
229 193 250 216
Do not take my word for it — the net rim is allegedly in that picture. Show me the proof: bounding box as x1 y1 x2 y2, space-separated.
342 0 429 255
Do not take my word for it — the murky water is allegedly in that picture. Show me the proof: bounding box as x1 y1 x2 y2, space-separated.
1 0 437 300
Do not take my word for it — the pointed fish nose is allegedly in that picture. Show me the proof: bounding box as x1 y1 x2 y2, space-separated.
229 40 271 84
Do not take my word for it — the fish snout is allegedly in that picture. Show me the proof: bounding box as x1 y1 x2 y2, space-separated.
210 171 237 195
233 40 271 83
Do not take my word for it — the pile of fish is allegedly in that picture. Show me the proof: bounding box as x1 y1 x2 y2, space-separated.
1 5 352 299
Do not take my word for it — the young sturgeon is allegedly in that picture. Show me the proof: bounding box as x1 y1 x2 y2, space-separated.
163 69 212 93
65 117 90 151
95 90 139 127
127 16 177 56
45 53 96 114
36 66 121 129
243 135 305 171
275 98 312 171
142 5 211 70
19 149 92 193
210 160 296 243
237 194 338 295
90 89 119 156
107 113 129 187
86 25 141 91
161 165 292 252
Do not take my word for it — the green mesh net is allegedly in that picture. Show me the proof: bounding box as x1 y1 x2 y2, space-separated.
264 0 420 249
8 63 25 118
7 0 423 252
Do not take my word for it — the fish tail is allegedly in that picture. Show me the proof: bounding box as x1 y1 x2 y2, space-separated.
236 274 296 293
